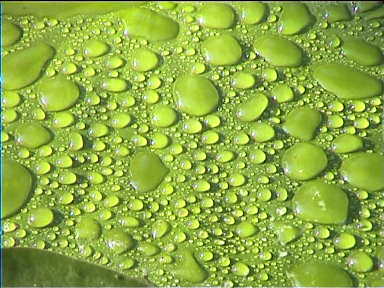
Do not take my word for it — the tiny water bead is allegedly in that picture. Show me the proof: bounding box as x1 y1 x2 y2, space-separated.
2 159 33 219
254 36 303 67
197 3 235 29
201 34 242 66
282 143 328 181
83 39 109 58
3 19 22 46
38 76 80 111
282 107 322 141
236 93 268 122
340 152 384 191
14 123 52 149
28 207 54 228
131 48 159 72
129 151 169 192
174 75 219 116
151 105 177 127
312 64 383 99
3 42 55 90
292 181 349 224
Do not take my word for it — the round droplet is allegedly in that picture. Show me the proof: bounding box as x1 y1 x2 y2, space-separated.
249 149 266 164
340 152 384 191
174 75 219 116
250 122 275 142
151 132 169 149
334 232 356 249
182 119 203 134
58 171 77 185
293 181 349 224
282 142 327 181
38 76 79 111
28 207 54 228
347 251 374 273
75 217 101 240
131 48 159 72
83 39 109 58
239 2 267 24
14 123 52 149
282 107 321 141
151 105 177 127
2 91 21 108
130 152 169 192
101 78 128 92
228 173 245 187
197 3 235 29
232 262 250 277
110 112 131 128
235 221 257 238
52 112 75 128
105 229 134 254
231 72 255 89
254 36 303 67
332 135 363 154
271 84 294 103
201 35 242 66
88 123 109 138
2 159 33 218
105 55 125 70
236 93 268 122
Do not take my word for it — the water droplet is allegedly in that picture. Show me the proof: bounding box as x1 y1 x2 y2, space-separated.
130 151 169 192
174 75 219 116
3 42 55 90
201 34 242 66
282 142 327 180
340 152 384 191
254 36 303 67
28 207 54 228
2 159 33 218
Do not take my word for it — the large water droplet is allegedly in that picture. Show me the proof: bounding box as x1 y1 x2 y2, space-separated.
3 42 55 90
174 75 219 116
293 181 349 224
